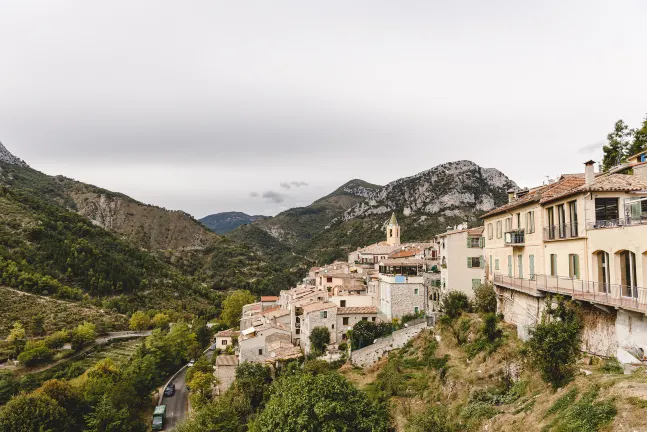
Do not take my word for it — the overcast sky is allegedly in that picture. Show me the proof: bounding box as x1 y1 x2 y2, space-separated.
1 1 646 217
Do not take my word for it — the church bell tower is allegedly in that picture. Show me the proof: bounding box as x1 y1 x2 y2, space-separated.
386 212 400 246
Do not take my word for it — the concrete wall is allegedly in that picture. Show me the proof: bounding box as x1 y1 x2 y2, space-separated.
215 365 236 395
330 295 373 308
497 287 544 341
350 322 428 367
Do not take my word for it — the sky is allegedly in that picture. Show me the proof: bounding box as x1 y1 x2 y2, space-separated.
1 0 646 217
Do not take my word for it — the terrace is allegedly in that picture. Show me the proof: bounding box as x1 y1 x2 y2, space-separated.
493 273 647 314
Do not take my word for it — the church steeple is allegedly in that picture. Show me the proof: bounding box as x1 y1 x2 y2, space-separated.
386 212 400 246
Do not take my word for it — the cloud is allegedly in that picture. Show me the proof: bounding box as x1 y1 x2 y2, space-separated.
290 181 308 187
249 192 260 198
261 190 287 203
280 182 291 189
577 141 604 154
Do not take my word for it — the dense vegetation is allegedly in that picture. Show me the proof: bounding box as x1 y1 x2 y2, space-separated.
601 115 647 171
0 323 201 431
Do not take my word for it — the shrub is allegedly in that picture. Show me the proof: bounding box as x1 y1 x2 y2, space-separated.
600 358 623 374
17 345 55 367
406 405 457 432
441 291 471 319
309 326 331 355
527 297 581 388
43 330 69 349
473 282 497 313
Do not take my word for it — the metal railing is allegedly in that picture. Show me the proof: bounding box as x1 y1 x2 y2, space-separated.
544 222 579 240
493 273 647 313
504 229 525 245
587 217 647 230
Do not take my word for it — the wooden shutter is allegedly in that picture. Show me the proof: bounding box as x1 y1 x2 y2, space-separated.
529 255 535 278
479 237 485 248
467 257 473 268
480 256 485 268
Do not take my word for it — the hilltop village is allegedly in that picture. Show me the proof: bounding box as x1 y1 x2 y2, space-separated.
213 153 647 392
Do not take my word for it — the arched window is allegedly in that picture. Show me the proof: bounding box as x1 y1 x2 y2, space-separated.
618 250 637 298
595 251 610 293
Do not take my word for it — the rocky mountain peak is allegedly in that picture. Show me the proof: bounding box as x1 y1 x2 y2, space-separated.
0 142 28 167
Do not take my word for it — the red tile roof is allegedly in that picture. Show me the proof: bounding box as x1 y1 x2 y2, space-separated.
261 296 279 302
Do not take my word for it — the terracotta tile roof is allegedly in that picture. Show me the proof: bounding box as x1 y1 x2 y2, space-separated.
577 174 647 192
268 346 303 361
322 273 364 279
215 329 237 337
337 306 379 314
216 355 239 367
467 226 484 236
357 243 400 254
261 296 279 302
263 308 290 319
260 306 280 316
388 249 418 259
301 302 337 313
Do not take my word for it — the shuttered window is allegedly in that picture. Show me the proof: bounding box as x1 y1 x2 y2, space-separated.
569 254 580 279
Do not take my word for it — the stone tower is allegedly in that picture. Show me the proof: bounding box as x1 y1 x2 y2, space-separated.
386 212 400 246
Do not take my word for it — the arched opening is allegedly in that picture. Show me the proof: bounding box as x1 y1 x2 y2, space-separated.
593 250 610 293
615 250 637 298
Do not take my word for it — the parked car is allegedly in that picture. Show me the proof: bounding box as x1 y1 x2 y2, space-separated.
164 384 175 397
187 360 195 368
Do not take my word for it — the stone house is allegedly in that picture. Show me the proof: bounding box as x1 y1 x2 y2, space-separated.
239 323 291 363
299 302 338 354
214 329 237 351
336 306 379 342
214 355 238 395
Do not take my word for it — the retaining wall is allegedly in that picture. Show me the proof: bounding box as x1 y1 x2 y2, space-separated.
350 322 428 367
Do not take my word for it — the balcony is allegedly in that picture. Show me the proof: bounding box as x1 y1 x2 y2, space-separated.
493 273 647 314
504 229 525 245
587 216 647 230
543 222 579 241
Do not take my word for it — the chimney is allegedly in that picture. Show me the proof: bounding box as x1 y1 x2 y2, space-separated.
585 160 595 185
507 188 516 203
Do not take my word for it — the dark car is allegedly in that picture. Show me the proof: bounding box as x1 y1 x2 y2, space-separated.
164 384 176 397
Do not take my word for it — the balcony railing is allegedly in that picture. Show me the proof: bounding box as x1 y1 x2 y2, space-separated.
544 222 579 240
493 273 647 313
587 217 647 230
504 229 525 245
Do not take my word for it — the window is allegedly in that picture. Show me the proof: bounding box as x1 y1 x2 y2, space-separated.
296 328 300 335
495 258 500 270
505 217 512 232
342 317 349 325
517 254 523 278
550 254 557 276
468 257 481 268
472 279 481 290
468 237 481 248
326 276 333 283
568 201 578 236
490 255 493 271
258 349 263 355
332 324 335 329
568 254 580 279
414 288 419 295
529 255 535 279
320 311 328 319
526 211 535 233
516 213 521 229
362 317 368 321
221 340 228 345
596 251 610 292
557 204 566 238
496 221 502 238
547 207 555 239
595 198 619 223
488 223 493 239
372 317 376 322
619 251 637 297
507 255 512 276
340 300 346 307
414 307 419 314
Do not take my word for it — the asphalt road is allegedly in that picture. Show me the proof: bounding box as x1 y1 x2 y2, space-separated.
160 349 214 430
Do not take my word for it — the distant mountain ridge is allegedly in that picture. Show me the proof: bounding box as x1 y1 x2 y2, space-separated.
200 212 267 234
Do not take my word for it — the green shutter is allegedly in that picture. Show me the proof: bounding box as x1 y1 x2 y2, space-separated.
507 255 512 276
467 257 472 268
480 256 485 268
480 237 485 248
467 237 471 248
529 255 535 278
574 255 580 279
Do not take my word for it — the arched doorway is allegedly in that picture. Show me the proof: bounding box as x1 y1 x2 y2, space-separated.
616 250 637 298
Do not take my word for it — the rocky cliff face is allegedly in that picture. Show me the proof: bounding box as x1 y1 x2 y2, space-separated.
65 183 218 251
343 160 516 221
0 142 27 167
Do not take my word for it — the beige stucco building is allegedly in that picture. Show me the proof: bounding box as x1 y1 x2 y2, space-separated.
483 160 647 361
436 225 485 299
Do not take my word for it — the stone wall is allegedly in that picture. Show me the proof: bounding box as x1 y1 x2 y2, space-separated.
350 322 428 367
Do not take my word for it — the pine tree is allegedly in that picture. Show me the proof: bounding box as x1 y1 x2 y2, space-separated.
602 120 635 171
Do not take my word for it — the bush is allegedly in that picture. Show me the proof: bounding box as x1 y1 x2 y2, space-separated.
43 330 69 349
309 326 331 355
441 291 471 319
600 358 623 374
527 297 581 388
17 345 55 367
473 282 497 313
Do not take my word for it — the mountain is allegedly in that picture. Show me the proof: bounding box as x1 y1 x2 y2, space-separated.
199 212 267 234
229 179 381 248
0 142 27 167
231 161 516 265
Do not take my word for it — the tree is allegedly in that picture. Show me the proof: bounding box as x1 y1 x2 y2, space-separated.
6 322 25 356
221 290 256 328
187 371 218 408
235 362 272 410
84 394 135 432
175 386 251 432
441 291 471 320
628 114 647 157
527 297 581 388
440 315 471 346
151 313 170 329
309 326 330 355
70 322 96 350
249 372 389 432
193 319 211 348
602 119 635 171
473 283 497 314
0 393 68 432
29 314 46 337
43 330 69 349
129 311 151 331
17 344 54 367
